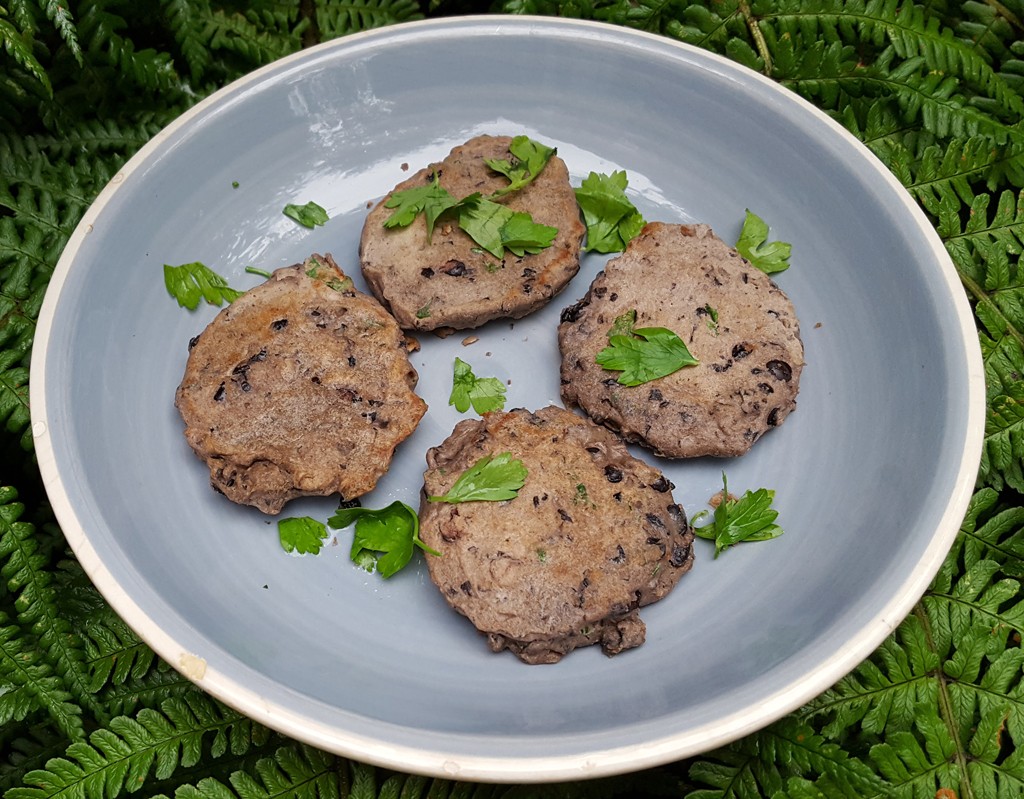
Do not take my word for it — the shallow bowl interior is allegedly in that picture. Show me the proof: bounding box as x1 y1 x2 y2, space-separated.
32 16 983 783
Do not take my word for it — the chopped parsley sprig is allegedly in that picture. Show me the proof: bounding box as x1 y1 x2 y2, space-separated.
595 309 698 387
574 170 646 253
693 473 784 558
736 209 791 274
427 452 528 504
484 135 556 197
329 501 438 578
383 135 558 259
449 357 506 415
283 201 329 228
277 516 330 555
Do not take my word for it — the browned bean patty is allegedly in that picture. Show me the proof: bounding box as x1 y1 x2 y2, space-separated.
176 254 426 514
359 135 585 332
559 223 804 458
419 406 693 664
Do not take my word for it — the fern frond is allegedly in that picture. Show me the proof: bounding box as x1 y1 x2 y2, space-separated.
686 717 887 798
801 613 939 738
0 349 30 449
6 693 272 799
866 704 962 795
160 0 214 84
0 484 101 720
0 15 51 97
314 0 424 41
167 744 340 799
0 613 83 741
82 612 157 694
39 0 82 65
203 9 299 68
0 724 72 796
76 0 180 93
979 380 1024 493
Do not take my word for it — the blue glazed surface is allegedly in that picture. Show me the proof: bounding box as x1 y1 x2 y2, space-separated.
32 16 983 781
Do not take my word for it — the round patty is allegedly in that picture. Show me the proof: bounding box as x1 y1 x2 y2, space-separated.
419 406 693 665
359 134 585 332
559 222 804 458
175 253 427 515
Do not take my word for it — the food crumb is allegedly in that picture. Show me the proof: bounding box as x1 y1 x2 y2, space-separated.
366 200 373 208
708 490 737 509
404 335 421 353
262 584 268 589
401 162 409 171
461 335 479 346
814 321 823 329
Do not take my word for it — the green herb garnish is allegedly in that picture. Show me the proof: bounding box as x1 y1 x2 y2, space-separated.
457 196 557 259
693 473 784 558
382 138 559 258
484 135 556 197
449 357 506 415
328 501 437 578
245 266 272 279
735 209 791 274
277 516 330 555
427 452 528 504
574 170 646 253
702 304 719 334
163 261 244 310
283 201 329 229
383 173 461 240
595 309 698 386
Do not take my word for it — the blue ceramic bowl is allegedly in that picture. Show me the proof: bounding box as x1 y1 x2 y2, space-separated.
32 16 984 782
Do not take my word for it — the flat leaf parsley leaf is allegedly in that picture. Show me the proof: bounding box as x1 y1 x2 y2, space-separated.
278 516 330 555
595 310 698 386
693 473 784 558
283 201 329 228
428 452 528 504
735 209 791 274
328 501 438 579
574 170 646 253
163 262 244 310
449 357 506 414
383 173 461 240
485 134 556 197
458 196 557 259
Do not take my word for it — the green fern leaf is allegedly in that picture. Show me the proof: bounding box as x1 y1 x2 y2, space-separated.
204 9 298 68
82 611 157 694
160 0 214 83
951 487 1024 579
802 613 938 738
0 614 84 741
0 349 30 449
0 725 70 796
160 745 340 799
980 381 1024 493
76 1 180 93
0 15 51 97
867 704 960 795
687 718 886 798
314 0 424 41
6 693 271 799
0 483 101 722
39 0 83 65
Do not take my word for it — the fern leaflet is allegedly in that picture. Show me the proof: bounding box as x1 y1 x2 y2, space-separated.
6 693 272 799
0 15 51 97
